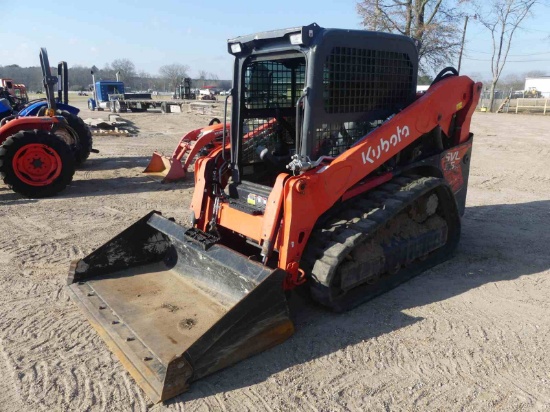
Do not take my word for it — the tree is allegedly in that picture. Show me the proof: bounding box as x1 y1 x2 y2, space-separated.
198 70 208 88
418 74 434 85
500 72 524 92
109 58 136 84
137 70 152 91
159 63 189 91
525 70 548 78
478 0 537 112
356 0 467 73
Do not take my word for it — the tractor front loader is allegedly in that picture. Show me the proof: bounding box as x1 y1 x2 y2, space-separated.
67 24 481 402
143 116 281 183
143 119 228 182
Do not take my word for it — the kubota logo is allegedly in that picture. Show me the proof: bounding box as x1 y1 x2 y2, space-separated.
361 125 410 164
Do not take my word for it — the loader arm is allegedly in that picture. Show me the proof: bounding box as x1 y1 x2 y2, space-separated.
197 76 481 284
276 76 482 277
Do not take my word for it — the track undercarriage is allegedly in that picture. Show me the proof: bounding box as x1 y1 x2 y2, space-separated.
303 175 460 311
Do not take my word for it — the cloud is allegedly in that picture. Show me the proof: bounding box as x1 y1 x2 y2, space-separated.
186 28 192 34
20 43 29 49
90 46 99 53
69 38 78 45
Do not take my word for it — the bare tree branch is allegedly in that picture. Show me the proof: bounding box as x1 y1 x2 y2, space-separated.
478 0 537 111
159 63 190 91
356 0 468 73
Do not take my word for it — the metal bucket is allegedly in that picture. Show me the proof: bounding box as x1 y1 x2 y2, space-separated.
143 152 187 183
67 212 294 402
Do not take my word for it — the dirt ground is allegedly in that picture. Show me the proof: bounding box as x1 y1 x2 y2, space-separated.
0 103 549 411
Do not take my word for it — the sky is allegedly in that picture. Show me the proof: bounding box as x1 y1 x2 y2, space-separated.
3 0 550 82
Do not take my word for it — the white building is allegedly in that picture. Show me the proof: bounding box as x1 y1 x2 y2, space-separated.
524 77 550 98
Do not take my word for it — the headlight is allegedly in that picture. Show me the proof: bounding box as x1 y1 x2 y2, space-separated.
230 43 242 53
289 33 302 45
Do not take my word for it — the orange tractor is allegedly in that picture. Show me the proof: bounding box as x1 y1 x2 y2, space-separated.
0 78 29 107
67 24 481 402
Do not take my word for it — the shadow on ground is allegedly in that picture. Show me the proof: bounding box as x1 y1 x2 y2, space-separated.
0 155 195 203
86 115 141 135
64 174 195 198
78 156 152 171
165 200 550 405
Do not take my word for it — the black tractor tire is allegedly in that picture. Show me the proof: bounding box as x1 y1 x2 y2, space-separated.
208 118 221 126
57 110 93 165
0 130 75 198
88 100 95 111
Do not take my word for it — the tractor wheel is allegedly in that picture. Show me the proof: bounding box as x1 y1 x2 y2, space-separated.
57 110 93 165
88 100 95 111
0 130 75 198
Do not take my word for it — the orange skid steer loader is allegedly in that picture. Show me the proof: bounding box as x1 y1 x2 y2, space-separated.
67 24 481 402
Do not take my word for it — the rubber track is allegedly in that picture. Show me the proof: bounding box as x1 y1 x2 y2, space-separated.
302 175 459 311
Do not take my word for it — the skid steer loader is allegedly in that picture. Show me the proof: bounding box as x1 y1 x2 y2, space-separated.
67 23 481 402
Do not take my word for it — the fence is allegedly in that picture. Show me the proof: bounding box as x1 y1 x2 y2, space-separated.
476 98 517 112
515 98 549 115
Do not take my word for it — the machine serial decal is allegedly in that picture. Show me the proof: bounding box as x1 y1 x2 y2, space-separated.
361 125 410 164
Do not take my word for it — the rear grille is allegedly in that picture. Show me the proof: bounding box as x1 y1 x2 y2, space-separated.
323 47 414 114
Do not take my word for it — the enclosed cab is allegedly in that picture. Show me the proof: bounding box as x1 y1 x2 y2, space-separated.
226 23 418 188
88 80 126 111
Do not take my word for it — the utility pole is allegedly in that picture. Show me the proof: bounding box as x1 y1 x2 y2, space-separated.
457 16 469 74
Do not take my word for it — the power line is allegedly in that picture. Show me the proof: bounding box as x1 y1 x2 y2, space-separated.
465 48 550 57
463 56 550 62
517 25 550 34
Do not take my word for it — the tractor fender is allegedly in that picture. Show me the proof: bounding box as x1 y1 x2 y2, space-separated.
0 116 59 145
56 103 80 115
18 101 80 117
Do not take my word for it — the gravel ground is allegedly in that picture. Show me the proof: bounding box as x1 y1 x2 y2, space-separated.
0 104 549 411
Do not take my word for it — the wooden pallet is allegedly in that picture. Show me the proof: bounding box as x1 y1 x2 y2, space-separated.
497 97 510 113
91 128 131 136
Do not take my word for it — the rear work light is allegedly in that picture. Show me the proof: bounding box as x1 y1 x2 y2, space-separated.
289 33 302 45
230 43 242 54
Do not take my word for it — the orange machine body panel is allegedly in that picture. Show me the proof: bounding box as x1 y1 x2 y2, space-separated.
192 76 482 287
